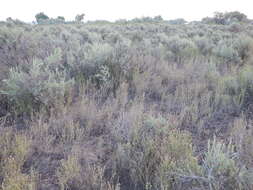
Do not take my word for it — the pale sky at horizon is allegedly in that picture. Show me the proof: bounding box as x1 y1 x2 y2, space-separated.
1 0 253 22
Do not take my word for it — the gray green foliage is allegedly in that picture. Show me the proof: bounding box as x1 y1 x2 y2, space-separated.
1 49 74 113
166 36 197 63
1 11 253 190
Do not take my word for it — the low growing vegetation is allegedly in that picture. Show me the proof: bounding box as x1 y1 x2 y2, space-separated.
1 11 253 190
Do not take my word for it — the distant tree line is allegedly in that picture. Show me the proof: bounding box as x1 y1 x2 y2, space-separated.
202 11 249 25
31 11 253 25
3 11 250 25
34 12 85 24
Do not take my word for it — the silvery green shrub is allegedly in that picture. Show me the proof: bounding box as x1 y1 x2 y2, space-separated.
1 49 74 113
67 43 113 83
194 36 213 56
166 36 198 64
201 138 253 189
173 137 253 190
213 41 240 64
234 35 253 62
237 65 253 108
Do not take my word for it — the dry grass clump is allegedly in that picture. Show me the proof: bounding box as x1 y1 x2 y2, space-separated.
0 130 37 190
57 153 120 190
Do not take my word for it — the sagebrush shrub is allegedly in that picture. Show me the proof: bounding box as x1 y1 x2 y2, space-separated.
194 36 213 56
213 41 240 65
172 137 253 190
238 65 253 109
234 35 253 63
69 43 114 84
201 137 253 189
113 113 199 190
166 36 198 64
1 49 74 113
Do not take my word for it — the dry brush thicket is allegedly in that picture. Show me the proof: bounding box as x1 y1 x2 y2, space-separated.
1 12 253 190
